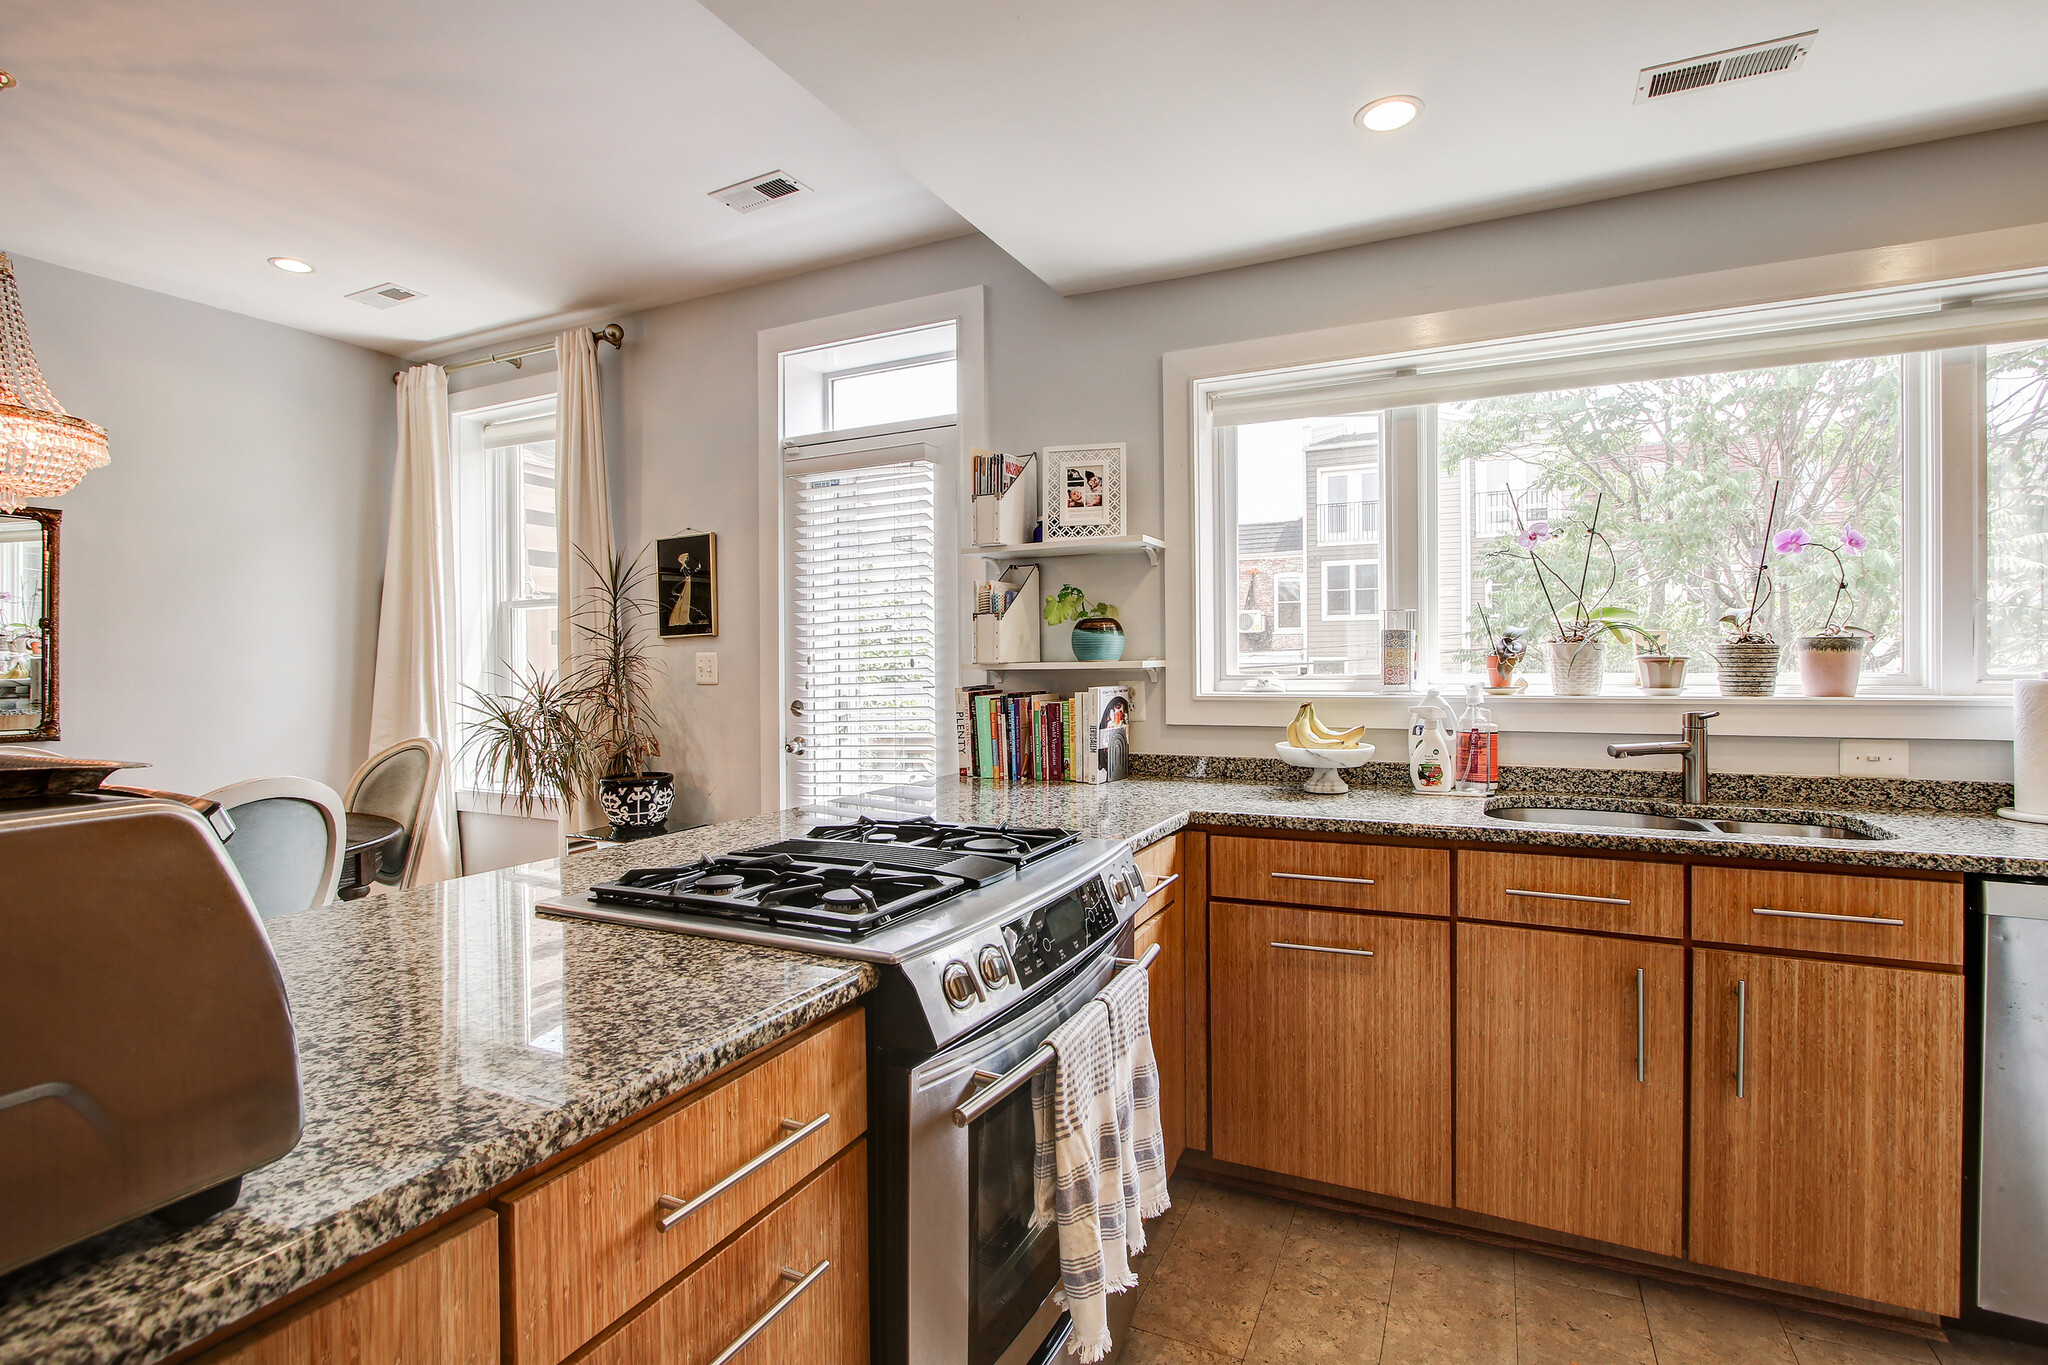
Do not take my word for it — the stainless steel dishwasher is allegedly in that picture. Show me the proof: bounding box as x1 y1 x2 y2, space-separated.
1980 877 2048 1328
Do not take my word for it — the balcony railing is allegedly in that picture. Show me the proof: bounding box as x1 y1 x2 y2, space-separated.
1479 489 1550 537
1317 499 1379 545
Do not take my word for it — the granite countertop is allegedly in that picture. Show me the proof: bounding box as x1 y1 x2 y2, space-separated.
0 825 877 1365
10 766 2047 1365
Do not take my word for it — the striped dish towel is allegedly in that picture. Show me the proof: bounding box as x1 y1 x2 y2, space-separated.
1031 963 1170 1363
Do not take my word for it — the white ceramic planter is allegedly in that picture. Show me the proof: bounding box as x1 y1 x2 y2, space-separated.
1795 634 1865 697
1547 637 1605 696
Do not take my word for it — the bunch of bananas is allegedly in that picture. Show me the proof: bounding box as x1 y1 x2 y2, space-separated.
1284 703 1366 750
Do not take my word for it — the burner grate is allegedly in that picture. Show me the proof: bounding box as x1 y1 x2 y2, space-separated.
587 853 971 936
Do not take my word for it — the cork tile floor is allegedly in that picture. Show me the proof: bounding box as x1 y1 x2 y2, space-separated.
1101 1178 2048 1365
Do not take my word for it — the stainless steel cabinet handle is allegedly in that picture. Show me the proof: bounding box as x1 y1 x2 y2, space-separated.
1271 871 1375 885
1505 888 1630 907
1635 967 1646 1084
1143 873 1182 900
707 1262 831 1365
1269 940 1375 958
1750 906 1905 927
656 1113 831 1231
1735 979 1748 1099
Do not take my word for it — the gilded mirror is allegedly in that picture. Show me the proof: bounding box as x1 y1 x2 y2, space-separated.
0 507 57 742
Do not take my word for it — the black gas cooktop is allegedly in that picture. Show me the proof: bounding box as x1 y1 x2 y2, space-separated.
801 815 1078 866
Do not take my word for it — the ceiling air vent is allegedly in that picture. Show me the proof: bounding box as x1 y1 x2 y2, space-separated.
710 171 810 214
345 282 426 309
1635 31 1815 104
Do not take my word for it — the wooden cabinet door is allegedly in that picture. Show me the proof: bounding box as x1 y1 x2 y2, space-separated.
1134 895 1185 1174
202 1212 498 1365
1209 902 1450 1204
1455 924 1684 1255
1690 950 1963 1315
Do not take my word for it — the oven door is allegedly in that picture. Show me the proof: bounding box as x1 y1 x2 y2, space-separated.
899 926 1128 1365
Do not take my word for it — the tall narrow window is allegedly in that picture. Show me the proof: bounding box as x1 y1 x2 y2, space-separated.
1986 341 2048 677
787 461 939 807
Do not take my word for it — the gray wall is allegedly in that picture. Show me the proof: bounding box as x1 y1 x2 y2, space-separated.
13 254 395 796
461 119 2048 816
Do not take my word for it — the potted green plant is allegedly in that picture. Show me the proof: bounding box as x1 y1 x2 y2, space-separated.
463 548 671 832
1718 483 1783 697
1777 524 1873 697
1043 584 1124 661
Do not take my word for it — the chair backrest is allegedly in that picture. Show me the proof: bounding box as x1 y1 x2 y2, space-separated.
343 737 442 888
203 777 345 917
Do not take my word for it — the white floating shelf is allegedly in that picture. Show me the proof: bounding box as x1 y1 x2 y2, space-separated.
965 535 1166 567
977 658 1166 681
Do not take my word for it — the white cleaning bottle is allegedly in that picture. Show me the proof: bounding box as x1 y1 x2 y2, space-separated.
1408 689 1454 794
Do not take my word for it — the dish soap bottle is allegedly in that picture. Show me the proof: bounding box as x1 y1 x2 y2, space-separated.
1455 685 1500 795
1408 689 1454 794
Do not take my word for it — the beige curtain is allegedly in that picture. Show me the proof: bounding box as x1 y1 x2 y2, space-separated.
367 364 461 885
555 328 616 834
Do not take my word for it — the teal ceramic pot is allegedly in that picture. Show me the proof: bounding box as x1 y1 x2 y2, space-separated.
1071 616 1126 662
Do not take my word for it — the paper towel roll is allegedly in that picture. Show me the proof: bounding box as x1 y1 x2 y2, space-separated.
2015 675 2048 817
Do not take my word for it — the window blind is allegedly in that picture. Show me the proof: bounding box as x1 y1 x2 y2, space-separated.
788 459 939 807
1204 268 2048 424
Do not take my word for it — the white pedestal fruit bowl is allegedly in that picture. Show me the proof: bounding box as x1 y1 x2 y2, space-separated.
1274 742 1376 795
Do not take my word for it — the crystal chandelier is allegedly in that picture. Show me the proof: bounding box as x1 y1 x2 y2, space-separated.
0 252 109 513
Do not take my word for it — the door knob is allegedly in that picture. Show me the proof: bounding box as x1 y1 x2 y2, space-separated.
784 738 806 755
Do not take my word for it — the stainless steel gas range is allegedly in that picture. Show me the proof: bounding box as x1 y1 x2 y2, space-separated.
540 816 1154 1365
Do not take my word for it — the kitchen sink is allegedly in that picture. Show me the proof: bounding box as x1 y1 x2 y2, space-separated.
1484 801 1891 841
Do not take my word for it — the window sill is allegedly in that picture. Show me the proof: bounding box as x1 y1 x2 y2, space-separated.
455 789 561 820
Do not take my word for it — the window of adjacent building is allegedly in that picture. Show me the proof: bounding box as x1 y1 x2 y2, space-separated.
1275 573 1304 631
1191 265 2048 699
1323 560 1379 621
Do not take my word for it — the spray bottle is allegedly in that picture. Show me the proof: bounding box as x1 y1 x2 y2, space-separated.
1456 684 1500 795
1408 688 1455 794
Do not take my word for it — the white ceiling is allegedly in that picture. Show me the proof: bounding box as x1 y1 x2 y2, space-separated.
0 0 968 356
699 0 2048 294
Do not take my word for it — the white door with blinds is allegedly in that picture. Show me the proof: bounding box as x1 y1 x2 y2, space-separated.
784 447 943 814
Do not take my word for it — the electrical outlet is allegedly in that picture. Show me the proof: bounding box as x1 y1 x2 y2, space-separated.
694 652 717 685
1839 739 1908 778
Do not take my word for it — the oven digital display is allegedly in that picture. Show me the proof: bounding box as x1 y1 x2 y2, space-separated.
1001 877 1117 988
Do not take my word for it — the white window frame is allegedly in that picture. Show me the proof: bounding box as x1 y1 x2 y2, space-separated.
448 372 561 802
756 288 988 813
1164 259 2048 740
1275 573 1304 631
1321 560 1380 621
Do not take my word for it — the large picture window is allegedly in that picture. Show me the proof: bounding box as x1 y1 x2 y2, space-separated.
1187 266 2048 701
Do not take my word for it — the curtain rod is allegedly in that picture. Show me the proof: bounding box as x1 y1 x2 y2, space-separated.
391 322 624 384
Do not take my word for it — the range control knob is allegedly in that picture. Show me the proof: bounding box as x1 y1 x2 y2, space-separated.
1111 873 1132 903
941 961 978 1009
978 945 1012 988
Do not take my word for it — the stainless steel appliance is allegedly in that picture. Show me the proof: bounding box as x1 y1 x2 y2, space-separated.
0 765 304 1277
1979 877 2048 1330
542 816 1154 1364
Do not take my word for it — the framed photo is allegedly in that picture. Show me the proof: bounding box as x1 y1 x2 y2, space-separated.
1041 443 1127 540
656 531 718 639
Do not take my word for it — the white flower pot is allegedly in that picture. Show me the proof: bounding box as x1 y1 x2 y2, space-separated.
1547 637 1605 696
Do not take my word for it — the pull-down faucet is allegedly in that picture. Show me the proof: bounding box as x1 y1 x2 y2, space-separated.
1607 710 1719 805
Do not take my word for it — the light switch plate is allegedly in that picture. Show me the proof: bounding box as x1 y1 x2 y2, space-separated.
1839 739 1908 778
694 652 717 685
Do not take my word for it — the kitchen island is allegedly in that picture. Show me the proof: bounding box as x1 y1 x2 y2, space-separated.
7 765 2048 1363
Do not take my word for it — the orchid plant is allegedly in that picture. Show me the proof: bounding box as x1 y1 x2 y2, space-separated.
1720 481 1781 643
1773 523 1870 637
1490 492 1655 648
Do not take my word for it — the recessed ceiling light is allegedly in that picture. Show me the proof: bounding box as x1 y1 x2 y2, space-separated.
1355 95 1422 132
268 257 315 274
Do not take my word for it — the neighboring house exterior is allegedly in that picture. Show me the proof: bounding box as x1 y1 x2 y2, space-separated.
1235 517 1305 672
1302 424 1382 673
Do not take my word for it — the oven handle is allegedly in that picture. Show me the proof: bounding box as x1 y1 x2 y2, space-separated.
949 941 1160 1129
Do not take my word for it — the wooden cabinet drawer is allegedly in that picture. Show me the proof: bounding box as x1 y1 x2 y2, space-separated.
502 1011 867 1365
202 1211 497 1365
1692 867 1962 965
1459 850 1684 938
575 1143 868 1365
1135 834 1183 927
1210 835 1448 916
